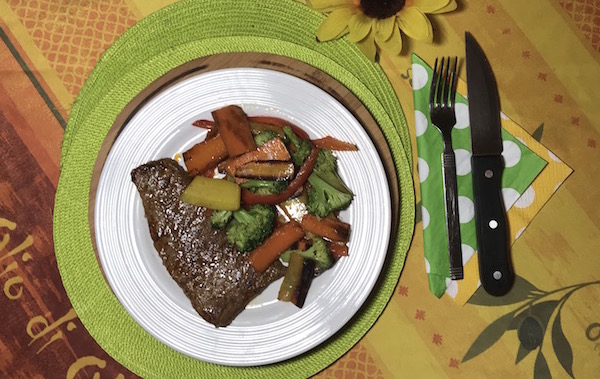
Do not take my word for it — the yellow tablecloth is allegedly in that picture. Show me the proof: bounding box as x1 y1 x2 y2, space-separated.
1 0 599 377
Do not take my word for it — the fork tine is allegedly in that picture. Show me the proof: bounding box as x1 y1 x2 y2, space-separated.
436 57 446 108
442 56 452 108
430 57 439 108
450 57 458 108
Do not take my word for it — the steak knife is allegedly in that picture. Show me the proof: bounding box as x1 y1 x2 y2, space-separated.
465 32 515 296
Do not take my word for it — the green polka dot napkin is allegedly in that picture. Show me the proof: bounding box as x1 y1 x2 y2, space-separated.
411 54 547 299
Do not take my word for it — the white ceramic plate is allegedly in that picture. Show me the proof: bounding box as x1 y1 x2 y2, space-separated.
94 68 391 366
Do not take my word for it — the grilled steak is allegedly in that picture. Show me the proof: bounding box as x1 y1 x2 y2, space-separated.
131 158 285 327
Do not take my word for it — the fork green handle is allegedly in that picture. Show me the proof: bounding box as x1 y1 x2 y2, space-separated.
441 139 464 280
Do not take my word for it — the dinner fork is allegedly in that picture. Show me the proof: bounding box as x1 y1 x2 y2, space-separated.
429 57 463 280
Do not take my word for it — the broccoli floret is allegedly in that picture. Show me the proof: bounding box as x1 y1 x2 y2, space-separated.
280 237 333 270
298 238 333 270
211 210 232 229
283 125 312 167
315 148 336 171
240 179 287 195
306 173 353 218
313 149 353 195
253 130 279 146
226 205 276 252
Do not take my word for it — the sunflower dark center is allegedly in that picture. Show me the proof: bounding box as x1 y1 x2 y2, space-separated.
360 0 406 19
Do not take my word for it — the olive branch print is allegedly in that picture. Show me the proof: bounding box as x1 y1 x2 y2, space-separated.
464 276 600 378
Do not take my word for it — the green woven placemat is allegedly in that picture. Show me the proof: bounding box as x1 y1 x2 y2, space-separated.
53 0 415 377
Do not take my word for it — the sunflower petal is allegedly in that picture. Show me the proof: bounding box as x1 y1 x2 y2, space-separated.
397 7 433 42
355 31 377 61
410 0 454 14
316 8 354 41
374 16 396 41
376 26 403 56
348 13 372 42
430 0 458 14
308 0 350 11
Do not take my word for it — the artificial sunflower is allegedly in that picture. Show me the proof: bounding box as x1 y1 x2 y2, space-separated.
309 0 457 61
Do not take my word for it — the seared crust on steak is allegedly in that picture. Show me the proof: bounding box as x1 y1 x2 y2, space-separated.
131 158 285 327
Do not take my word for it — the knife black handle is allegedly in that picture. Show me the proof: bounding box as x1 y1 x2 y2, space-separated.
472 155 515 296
442 144 463 280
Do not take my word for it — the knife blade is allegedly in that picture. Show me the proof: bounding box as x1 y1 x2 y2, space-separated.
465 31 515 296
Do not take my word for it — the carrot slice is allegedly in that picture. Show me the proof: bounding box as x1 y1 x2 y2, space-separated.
212 105 257 157
220 137 291 176
301 214 350 243
183 135 228 176
312 136 358 151
248 222 305 272
327 242 349 258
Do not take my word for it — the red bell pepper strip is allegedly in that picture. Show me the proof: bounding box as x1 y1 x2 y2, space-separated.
241 146 318 205
312 136 358 151
192 119 218 139
192 119 215 129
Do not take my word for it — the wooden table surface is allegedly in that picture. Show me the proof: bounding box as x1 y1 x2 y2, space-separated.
1 0 599 377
